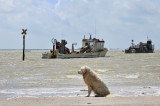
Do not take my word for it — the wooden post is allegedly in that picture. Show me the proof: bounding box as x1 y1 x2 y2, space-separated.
23 35 25 61
21 29 27 61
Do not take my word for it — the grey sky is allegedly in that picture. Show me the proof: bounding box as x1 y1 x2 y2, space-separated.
0 0 160 50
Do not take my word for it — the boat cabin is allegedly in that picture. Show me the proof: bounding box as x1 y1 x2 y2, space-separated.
82 36 105 52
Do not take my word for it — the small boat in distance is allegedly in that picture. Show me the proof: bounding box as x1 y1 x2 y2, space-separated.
125 39 154 53
42 35 108 59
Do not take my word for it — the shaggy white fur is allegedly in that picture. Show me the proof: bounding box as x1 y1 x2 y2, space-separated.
78 66 110 97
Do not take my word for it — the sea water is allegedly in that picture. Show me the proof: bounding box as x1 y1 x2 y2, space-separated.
0 50 160 98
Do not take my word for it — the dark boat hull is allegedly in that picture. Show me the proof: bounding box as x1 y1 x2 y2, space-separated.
125 48 154 53
125 39 154 53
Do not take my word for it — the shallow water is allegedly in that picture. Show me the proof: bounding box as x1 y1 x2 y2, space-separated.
0 50 160 98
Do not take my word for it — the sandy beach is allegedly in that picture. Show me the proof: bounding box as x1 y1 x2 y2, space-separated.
0 96 160 106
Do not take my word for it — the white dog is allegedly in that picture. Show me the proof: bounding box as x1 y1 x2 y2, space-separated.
78 66 110 97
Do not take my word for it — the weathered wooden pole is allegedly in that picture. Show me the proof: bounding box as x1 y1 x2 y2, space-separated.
23 35 25 60
21 29 27 61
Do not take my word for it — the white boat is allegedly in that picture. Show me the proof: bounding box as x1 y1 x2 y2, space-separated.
42 35 108 59
57 49 107 58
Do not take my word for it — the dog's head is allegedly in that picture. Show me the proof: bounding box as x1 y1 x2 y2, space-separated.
78 65 91 75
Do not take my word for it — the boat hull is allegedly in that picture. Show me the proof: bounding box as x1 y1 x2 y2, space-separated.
42 49 107 59
125 48 154 53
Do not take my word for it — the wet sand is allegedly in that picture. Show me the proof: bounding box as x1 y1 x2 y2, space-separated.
0 96 160 106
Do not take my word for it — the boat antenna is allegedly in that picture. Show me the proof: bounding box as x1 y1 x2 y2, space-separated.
147 35 150 41
95 20 96 38
147 32 150 40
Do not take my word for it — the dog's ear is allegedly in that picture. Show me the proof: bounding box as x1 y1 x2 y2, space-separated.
81 65 91 74
82 66 90 74
81 69 86 74
80 66 86 74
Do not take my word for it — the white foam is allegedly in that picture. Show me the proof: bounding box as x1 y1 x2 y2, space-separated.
125 73 139 79
96 69 106 73
0 87 82 98
66 75 82 79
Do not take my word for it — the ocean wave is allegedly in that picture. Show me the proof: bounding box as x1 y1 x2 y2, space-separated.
66 75 82 79
125 73 140 79
0 88 82 98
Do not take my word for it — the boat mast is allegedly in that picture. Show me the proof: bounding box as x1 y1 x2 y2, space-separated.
95 20 96 38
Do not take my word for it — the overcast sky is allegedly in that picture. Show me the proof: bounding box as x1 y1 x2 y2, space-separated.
0 0 160 50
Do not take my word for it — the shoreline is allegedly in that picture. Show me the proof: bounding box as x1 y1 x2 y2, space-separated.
0 96 160 106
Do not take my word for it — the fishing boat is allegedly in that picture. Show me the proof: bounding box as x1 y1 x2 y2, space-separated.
42 35 108 59
125 39 154 53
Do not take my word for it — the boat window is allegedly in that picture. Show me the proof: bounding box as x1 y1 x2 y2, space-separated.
85 42 95 46
90 42 95 46
85 43 89 46
101 43 104 47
